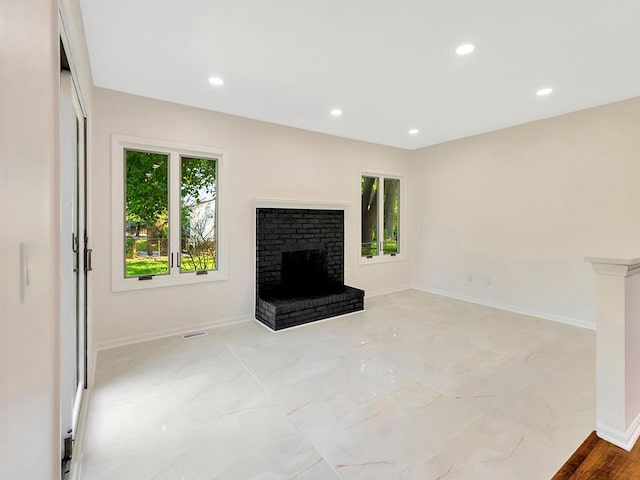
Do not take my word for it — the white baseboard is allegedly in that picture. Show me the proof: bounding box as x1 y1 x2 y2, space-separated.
411 285 595 331
625 414 640 451
90 285 412 356
365 285 413 298
93 314 253 352
597 414 640 451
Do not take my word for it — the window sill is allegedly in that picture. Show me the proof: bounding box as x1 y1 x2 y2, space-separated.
359 254 407 266
112 268 227 292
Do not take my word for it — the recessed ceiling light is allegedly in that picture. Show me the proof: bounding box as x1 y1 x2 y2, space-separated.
330 108 343 117
208 76 224 86
408 129 419 135
456 43 475 55
536 87 553 96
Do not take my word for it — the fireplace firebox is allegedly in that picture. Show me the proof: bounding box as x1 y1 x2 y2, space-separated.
281 249 329 296
256 207 364 330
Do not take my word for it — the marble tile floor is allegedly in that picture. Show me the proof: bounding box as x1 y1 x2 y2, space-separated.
79 290 595 480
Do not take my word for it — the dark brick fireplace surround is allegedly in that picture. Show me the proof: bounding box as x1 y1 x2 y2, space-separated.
255 207 364 330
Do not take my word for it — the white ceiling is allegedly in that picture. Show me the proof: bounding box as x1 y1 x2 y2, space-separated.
79 0 640 149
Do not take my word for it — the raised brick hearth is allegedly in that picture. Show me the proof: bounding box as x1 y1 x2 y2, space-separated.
255 207 364 330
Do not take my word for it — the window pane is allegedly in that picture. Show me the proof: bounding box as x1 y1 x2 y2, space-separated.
383 178 400 255
361 176 379 257
180 156 217 273
124 149 169 277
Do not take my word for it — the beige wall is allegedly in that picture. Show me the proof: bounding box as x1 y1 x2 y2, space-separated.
0 0 92 477
1 0 58 478
411 97 640 328
91 88 412 347
92 91 640 345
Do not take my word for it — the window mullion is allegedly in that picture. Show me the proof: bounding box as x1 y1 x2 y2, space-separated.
378 177 384 256
169 152 181 275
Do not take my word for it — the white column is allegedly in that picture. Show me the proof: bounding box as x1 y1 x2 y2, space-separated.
586 256 640 450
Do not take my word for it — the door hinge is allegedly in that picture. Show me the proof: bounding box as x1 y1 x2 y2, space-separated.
61 432 72 478
84 248 93 272
62 433 73 462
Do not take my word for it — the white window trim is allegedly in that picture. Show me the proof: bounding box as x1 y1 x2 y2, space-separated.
111 134 228 292
359 168 406 265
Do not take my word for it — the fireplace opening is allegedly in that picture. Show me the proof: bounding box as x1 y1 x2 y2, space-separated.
281 249 330 296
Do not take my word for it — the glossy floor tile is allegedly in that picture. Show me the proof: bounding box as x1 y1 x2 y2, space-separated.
79 290 595 479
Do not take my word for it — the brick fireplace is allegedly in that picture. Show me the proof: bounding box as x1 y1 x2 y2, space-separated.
255 207 364 330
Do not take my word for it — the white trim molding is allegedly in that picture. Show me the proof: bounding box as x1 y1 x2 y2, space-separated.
93 314 252 352
597 413 640 451
359 168 407 265
586 255 640 451
68 388 92 480
253 198 350 210
586 255 640 277
110 134 228 292
365 285 413 298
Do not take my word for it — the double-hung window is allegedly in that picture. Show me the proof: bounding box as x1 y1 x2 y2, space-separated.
360 171 404 263
111 135 227 291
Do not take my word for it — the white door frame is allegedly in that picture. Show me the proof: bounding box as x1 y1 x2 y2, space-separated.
59 69 86 454
59 11 91 474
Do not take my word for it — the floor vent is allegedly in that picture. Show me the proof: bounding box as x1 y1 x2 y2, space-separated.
183 331 207 340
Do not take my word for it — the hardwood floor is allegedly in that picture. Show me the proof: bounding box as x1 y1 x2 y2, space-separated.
552 431 640 479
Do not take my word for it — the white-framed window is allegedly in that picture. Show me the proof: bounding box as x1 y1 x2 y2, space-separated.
111 135 227 291
360 170 405 264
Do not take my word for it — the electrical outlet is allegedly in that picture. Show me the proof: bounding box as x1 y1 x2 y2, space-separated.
485 276 492 287
467 273 473 283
